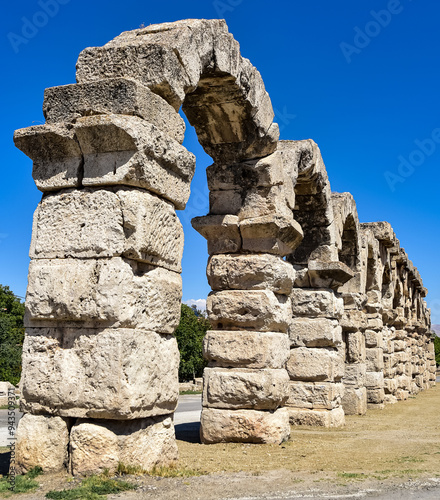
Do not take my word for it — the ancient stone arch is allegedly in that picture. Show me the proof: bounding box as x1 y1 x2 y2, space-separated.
13 19 436 475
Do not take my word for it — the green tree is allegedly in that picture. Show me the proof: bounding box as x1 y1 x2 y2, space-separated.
434 334 440 367
0 285 25 385
174 304 211 382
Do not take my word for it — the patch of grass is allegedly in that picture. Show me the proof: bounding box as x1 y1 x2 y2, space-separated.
0 466 42 496
147 465 202 478
337 472 366 480
116 463 147 476
397 456 425 464
45 475 136 500
179 390 202 395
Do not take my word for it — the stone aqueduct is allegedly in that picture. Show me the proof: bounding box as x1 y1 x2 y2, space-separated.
13 19 435 474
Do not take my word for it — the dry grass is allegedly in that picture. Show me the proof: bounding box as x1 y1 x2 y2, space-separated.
176 383 440 479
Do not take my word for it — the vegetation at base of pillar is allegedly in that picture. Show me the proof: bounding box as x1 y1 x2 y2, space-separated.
175 304 210 382
434 334 440 366
0 285 25 386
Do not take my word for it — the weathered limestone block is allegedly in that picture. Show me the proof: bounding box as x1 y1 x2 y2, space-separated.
342 363 366 387
339 310 367 331
43 78 186 143
20 328 179 419
206 152 284 192
366 348 384 372
14 124 82 191
240 214 303 255
287 406 345 427
30 188 124 259
367 388 385 405
70 415 178 475
30 188 184 272
286 347 344 382
346 331 366 363
291 289 344 319
384 394 398 404
365 371 384 389
15 414 69 474
286 381 344 410
342 387 367 415
307 261 354 290
203 330 289 369
288 318 342 348
393 340 407 352
202 367 289 410
366 314 383 330
395 389 409 401
207 254 294 295
365 329 383 348
116 189 183 271
74 114 195 210
25 257 181 333
192 215 241 254
207 290 291 332
210 185 292 221
384 378 398 394
200 407 290 444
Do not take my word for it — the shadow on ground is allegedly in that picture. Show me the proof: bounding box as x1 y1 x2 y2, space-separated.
175 422 201 444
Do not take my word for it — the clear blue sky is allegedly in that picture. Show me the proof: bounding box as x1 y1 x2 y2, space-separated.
1 0 439 324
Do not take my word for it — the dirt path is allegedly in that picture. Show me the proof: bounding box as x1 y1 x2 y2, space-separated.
1 382 439 499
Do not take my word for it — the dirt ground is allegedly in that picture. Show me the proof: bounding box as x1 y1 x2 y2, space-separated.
1 381 440 499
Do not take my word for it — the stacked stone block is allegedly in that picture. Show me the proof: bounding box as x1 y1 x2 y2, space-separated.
340 298 368 415
194 143 303 443
13 77 195 474
286 288 345 426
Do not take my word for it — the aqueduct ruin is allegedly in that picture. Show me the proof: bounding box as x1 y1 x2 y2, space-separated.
13 19 436 475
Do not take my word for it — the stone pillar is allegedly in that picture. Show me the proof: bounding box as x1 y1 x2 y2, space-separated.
13 79 194 474
340 294 367 415
286 287 345 427
193 147 303 444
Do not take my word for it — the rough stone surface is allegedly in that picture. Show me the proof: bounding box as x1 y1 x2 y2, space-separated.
25 257 181 333
75 114 195 210
20 328 179 419
240 214 303 256
203 330 289 369
202 367 289 410
287 406 345 427
70 415 178 475
14 414 69 474
342 387 367 415
286 381 344 410
43 78 186 143
192 215 241 255
30 187 185 271
200 407 290 444
207 254 295 295
286 347 344 382
14 124 82 192
207 290 291 332
291 289 344 319
289 318 342 348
